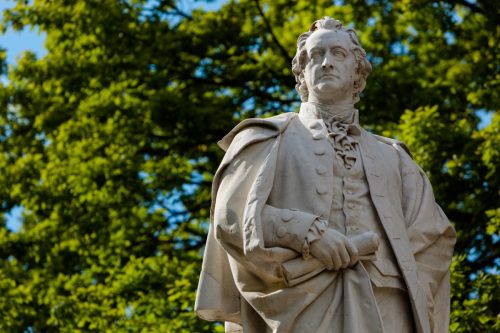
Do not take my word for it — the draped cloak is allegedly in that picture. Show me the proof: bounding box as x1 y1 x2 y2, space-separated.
195 106 456 333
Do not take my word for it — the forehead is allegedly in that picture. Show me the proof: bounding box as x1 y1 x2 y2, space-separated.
305 29 352 52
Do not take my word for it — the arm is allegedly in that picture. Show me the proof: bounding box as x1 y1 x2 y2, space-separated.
214 127 361 290
213 133 319 290
397 146 456 333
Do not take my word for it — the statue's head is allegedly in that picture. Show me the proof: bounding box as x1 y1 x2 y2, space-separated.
292 17 372 104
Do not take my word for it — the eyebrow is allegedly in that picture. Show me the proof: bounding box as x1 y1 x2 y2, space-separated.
330 45 348 51
309 45 349 52
309 46 324 53
309 45 348 54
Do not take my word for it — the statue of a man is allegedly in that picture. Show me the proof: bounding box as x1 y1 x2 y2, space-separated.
195 17 456 333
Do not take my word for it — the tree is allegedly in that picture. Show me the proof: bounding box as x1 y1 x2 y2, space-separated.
0 0 497 331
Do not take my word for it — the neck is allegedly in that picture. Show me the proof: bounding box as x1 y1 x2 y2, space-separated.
308 101 356 116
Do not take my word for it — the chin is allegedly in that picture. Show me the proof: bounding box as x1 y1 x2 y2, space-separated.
314 84 340 95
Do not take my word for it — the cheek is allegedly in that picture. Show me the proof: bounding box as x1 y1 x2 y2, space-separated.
340 63 355 78
311 64 322 76
304 65 315 79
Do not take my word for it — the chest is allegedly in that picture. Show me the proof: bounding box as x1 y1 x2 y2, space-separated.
268 116 403 218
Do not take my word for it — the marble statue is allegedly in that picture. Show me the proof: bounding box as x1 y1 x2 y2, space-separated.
195 17 456 333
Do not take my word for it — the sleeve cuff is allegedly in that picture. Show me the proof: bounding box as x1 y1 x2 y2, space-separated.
302 218 328 259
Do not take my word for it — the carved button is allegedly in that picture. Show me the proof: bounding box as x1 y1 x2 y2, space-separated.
316 186 328 195
348 225 359 232
276 226 287 238
312 132 325 140
316 166 327 175
282 210 294 222
314 148 326 156
348 203 355 209
346 190 354 195
309 122 322 130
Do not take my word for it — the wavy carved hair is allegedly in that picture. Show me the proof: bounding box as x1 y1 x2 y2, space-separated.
291 17 372 102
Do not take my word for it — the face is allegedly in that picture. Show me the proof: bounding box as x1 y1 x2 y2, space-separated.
303 29 357 104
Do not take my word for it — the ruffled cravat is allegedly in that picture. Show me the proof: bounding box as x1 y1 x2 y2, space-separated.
313 103 361 170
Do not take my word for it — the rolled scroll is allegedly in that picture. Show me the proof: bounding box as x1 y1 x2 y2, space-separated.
282 231 380 287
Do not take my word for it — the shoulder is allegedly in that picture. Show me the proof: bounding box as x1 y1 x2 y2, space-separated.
370 133 413 159
217 112 297 152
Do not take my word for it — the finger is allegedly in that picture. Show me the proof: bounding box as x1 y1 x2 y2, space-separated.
311 242 334 270
322 250 334 270
331 250 341 271
345 240 359 267
338 244 350 269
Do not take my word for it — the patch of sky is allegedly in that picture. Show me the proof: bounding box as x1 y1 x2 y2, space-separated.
1 1 228 75
240 97 256 115
477 109 493 130
486 264 499 275
125 305 133 318
215 87 231 98
194 58 214 79
141 0 227 25
390 41 409 55
262 2 269 13
367 17 377 27
155 188 190 224
35 131 51 147
0 2 47 69
367 54 383 66
451 8 464 24
0 122 13 140
406 26 418 36
467 247 480 262
138 170 149 181
443 31 456 45
5 204 23 232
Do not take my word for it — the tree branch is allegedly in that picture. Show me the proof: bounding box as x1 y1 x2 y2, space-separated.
253 0 292 63
158 0 193 20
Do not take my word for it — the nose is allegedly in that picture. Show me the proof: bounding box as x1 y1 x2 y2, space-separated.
321 53 334 69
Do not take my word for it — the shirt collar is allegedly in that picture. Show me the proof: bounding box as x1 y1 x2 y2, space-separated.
299 102 360 125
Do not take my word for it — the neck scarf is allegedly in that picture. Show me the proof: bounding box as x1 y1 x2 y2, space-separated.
310 102 361 170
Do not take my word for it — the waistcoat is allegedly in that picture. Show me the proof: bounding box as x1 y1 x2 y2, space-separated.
327 122 405 290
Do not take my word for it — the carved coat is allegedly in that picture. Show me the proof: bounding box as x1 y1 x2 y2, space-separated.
195 104 456 333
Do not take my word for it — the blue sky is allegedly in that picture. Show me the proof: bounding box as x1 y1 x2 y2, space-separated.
0 2 47 65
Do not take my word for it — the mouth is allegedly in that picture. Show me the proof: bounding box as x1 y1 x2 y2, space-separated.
321 74 338 79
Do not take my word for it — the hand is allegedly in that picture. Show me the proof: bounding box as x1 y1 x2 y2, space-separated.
310 228 359 270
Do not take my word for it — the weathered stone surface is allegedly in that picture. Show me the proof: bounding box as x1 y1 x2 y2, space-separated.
196 17 455 333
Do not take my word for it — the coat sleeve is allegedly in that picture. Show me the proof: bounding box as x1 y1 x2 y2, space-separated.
213 130 318 292
397 146 456 333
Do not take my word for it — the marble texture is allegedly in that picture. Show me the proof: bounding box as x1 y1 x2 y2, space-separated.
195 17 455 333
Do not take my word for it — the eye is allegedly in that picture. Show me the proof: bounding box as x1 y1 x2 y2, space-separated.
332 49 346 59
310 50 324 61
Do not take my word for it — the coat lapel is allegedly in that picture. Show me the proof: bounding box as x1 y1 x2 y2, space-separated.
359 130 431 333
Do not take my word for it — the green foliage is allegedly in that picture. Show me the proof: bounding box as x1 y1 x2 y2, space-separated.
0 0 498 331
450 255 500 332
